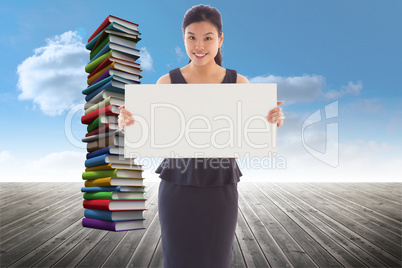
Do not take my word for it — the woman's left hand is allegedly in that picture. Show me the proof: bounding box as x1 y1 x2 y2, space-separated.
267 101 285 127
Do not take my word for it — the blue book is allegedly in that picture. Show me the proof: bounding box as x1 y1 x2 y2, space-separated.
82 76 113 95
90 41 140 63
85 153 133 168
86 146 123 159
81 186 144 192
84 209 145 222
85 80 125 102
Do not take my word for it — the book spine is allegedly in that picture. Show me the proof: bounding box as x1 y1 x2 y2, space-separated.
81 186 118 192
88 15 111 42
82 75 112 95
83 192 114 199
86 147 112 159
82 217 116 231
90 42 111 63
86 31 103 51
84 209 113 221
87 116 101 132
85 123 116 137
82 169 116 180
89 70 112 87
87 62 114 85
81 104 116 125
85 50 111 73
83 199 111 210
84 154 108 168
85 82 124 102
85 97 112 115
84 177 113 187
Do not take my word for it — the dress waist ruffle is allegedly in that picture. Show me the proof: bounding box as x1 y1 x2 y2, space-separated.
155 158 242 187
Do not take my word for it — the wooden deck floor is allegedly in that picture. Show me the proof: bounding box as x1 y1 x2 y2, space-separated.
1 182 401 268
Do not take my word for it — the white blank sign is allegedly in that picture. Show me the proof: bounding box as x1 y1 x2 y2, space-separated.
124 83 277 158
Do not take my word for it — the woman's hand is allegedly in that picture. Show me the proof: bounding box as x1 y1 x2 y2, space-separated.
267 101 285 127
118 105 135 130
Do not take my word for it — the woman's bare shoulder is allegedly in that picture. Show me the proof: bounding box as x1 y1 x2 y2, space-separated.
236 73 249 84
156 74 171 84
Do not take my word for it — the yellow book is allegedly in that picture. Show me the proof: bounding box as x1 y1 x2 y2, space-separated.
87 63 113 85
84 177 145 187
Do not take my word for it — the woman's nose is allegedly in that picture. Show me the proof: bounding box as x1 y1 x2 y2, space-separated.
195 40 204 49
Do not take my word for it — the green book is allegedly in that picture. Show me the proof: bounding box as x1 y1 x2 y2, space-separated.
83 191 145 200
90 36 110 60
85 51 111 73
82 169 143 180
85 50 139 73
87 116 102 133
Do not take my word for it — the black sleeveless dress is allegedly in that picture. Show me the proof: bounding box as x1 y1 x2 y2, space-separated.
157 68 241 268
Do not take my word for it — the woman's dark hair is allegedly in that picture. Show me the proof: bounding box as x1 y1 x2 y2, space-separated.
182 4 223 66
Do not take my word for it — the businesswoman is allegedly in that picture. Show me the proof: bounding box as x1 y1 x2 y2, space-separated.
119 4 284 268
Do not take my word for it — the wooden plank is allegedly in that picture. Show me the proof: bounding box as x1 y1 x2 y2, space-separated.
247 182 343 268
126 212 162 267
237 183 290 268
0 196 81 245
307 183 401 231
99 181 160 267
6 218 83 267
260 182 367 267
0 182 66 206
232 234 246 268
234 201 271 267
310 183 401 221
270 183 388 267
51 229 108 267
32 227 95 267
341 183 402 201
148 236 163 268
0 207 84 267
305 183 402 244
276 183 401 267
0 183 82 226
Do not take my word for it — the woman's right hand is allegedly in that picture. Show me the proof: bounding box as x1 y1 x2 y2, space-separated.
118 105 135 130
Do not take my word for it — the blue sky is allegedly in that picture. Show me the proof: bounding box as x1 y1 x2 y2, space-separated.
0 0 401 182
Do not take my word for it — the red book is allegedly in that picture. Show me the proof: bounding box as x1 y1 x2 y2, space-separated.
85 123 119 137
83 199 147 211
88 15 139 42
88 56 141 79
81 105 120 125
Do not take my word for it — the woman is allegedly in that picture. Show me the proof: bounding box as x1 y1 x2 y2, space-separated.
119 4 284 268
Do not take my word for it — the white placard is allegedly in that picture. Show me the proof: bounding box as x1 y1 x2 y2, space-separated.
124 83 277 158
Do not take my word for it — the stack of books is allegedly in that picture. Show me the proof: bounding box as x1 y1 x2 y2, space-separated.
80 15 147 232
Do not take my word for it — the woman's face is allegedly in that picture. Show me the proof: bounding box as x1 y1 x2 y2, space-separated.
183 21 223 66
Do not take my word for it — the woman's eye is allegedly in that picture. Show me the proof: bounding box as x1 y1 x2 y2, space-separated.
205 37 211 41
189 36 195 40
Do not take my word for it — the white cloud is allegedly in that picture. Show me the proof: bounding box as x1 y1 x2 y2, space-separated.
18 151 86 182
249 74 363 103
17 31 88 116
174 46 186 62
324 81 363 99
138 47 154 71
249 74 326 103
0 150 15 163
